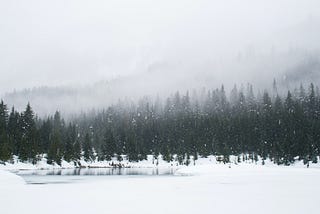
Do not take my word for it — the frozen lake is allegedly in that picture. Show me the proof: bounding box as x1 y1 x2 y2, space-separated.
14 167 177 184
2 165 320 214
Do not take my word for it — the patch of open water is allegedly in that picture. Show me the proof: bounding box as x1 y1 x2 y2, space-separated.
14 168 177 185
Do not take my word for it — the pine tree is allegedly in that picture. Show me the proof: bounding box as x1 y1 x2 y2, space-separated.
83 133 93 162
64 125 74 162
230 84 239 106
7 107 20 155
0 100 11 161
47 111 63 165
19 103 38 162
126 131 138 162
73 136 82 161
101 128 116 161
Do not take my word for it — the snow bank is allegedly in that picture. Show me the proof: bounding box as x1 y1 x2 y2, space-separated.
0 156 76 170
0 170 25 186
1 155 319 171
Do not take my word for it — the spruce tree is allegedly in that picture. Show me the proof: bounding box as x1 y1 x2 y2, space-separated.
83 133 93 162
101 128 116 161
47 111 63 165
0 100 11 161
19 103 38 162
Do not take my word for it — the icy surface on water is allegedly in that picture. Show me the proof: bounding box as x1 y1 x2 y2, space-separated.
1 165 320 214
14 167 176 185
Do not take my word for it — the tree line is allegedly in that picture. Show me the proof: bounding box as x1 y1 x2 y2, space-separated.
0 82 320 166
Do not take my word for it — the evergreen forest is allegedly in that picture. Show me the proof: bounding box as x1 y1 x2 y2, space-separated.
1 82 320 166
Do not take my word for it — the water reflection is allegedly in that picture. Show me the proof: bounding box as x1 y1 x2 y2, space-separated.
16 167 175 176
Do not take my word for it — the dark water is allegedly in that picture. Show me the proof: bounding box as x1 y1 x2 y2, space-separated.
15 168 176 185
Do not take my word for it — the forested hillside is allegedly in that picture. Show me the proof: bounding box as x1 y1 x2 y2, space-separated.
1 82 320 166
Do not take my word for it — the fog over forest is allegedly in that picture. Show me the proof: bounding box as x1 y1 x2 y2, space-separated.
1 0 320 116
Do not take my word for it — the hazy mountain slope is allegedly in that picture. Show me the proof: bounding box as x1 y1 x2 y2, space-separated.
2 48 320 117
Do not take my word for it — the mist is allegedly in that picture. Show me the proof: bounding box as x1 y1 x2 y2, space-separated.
1 0 320 116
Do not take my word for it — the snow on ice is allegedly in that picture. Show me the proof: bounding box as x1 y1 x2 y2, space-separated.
1 157 320 214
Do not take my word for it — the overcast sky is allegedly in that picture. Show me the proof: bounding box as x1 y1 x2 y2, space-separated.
1 0 320 95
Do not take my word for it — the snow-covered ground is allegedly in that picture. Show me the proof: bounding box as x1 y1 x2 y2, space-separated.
1 155 320 170
1 162 320 214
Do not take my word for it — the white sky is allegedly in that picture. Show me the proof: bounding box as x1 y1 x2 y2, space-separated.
1 0 320 94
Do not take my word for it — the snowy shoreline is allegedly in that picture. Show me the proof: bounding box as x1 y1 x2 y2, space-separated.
1 157 320 214
1 155 319 171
